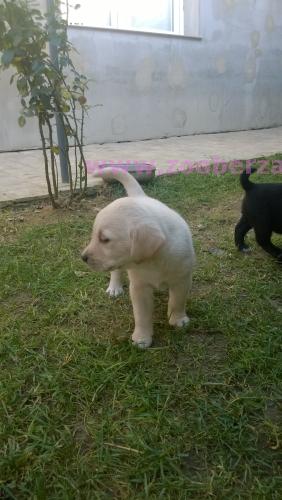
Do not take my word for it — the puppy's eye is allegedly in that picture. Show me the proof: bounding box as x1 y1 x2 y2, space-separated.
99 234 110 243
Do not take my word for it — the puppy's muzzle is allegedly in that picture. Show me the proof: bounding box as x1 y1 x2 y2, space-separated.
81 251 109 271
81 252 89 263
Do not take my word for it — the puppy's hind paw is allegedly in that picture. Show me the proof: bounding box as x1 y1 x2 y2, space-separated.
239 244 251 253
169 314 190 328
241 247 252 254
106 285 124 297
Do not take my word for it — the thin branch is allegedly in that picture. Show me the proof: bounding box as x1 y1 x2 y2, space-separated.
46 116 59 198
63 111 88 193
38 115 58 208
80 95 87 192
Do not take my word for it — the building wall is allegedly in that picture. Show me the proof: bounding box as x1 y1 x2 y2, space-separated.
0 0 282 150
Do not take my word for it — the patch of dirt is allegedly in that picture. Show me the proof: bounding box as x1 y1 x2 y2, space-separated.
180 449 208 477
207 247 225 257
176 330 228 379
73 424 93 454
191 331 227 360
4 290 33 303
264 400 282 425
3 291 39 314
191 282 211 299
0 192 112 244
267 297 282 314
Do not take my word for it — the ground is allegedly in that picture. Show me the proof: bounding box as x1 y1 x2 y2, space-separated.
0 169 281 498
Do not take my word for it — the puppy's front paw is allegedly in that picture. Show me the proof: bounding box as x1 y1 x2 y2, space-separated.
169 314 190 328
131 331 152 349
106 285 124 297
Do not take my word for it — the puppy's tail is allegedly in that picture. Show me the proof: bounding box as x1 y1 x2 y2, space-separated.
93 167 145 197
240 167 257 192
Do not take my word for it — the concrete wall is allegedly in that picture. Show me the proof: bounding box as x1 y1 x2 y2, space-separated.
0 0 282 150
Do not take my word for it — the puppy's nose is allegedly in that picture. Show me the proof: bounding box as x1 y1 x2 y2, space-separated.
81 253 88 263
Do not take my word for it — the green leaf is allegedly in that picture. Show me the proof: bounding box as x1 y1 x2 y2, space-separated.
24 108 36 118
1 48 15 66
31 9 42 17
62 104 70 113
51 146 60 155
18 116 26 127
17 76 29 96
40 94 53 110
32 61 44 74
61 89 72 100
13 34 23 46
0 20 6 38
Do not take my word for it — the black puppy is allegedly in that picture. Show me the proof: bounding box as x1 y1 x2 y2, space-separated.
235 168 282 261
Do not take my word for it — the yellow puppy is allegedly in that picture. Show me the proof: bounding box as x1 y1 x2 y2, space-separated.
82 168 195 348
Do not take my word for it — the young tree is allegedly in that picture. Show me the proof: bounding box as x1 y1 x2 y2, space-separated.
0 0 89 207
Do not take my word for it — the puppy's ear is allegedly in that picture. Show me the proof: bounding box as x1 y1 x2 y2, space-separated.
130 224 165 263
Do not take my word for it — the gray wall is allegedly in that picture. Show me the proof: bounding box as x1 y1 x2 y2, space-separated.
0 0 282 150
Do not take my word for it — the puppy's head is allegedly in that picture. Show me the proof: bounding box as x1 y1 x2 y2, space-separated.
81 199 165 271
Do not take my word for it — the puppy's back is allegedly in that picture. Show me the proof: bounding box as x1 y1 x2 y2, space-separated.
242 174 282 233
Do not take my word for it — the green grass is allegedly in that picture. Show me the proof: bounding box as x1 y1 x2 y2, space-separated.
0 170 281 499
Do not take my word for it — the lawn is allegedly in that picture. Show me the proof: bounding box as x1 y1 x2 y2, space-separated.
0 169 281 499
